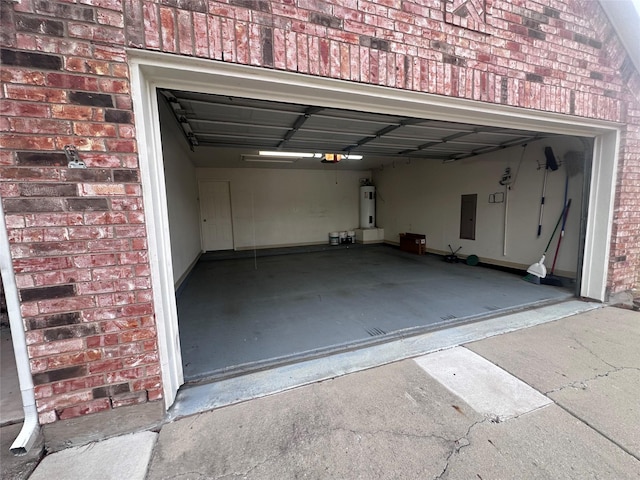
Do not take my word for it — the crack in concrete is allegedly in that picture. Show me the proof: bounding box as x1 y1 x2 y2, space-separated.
208 424 462 479
571 337 618 369
544 368 620 395
433 418 487 480
543 337 640 395
544 365 640 395
212 450 289 480
330 425 454 445
431 406 550 480
162 472 208 479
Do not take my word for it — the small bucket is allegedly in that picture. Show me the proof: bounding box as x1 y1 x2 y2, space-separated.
347 231 355 244
339 231 347 244
329 232 340 246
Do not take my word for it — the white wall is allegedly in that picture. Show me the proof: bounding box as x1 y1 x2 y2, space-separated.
158 99 202 285
197 167 368 249
374 138 585 276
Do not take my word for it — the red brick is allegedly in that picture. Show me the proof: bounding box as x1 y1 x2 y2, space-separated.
119 327 155 343
51 374 105 395
106 367 144 383
25 330 44 345
46 72 99 91
0 100 51 118
53 136 106 151
34 384 54 400
122 352 159 368
51 104 98 121
98 78 129 94
39 411 58 424
97 8 124 28
131 375 161 392
111 390 147 408
4 85 66 103
28 338 84 358
159 7 177 52
0 134 56 151
73 122 118 137
12 256 72 274
147 388 163 401
177 9 194 55
38 296 96 315
101 318 140 332
80 183 126 195
131 238 147 250
8 118 72 135
68 22 125 44
57 398 111 420
114 225 146 237
89 359 123 374
194 12 209 57
47 352 87 369
86 239 131 252
83 212 128 225
105 139 137 153
86 332 119 347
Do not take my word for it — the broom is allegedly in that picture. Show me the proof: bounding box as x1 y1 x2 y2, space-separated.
524 199 571 284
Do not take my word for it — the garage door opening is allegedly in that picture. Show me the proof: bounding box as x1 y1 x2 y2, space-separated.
155 89 588 383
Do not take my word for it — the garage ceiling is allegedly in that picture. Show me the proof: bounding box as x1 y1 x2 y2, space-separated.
159 89 555 170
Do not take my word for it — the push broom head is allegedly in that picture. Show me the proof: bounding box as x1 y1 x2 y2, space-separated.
527 254 547 279
544 147 559 171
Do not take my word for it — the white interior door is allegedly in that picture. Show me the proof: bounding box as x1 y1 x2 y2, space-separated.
199 181 234 251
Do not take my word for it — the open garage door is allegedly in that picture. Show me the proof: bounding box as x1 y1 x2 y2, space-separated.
156 88 589 383
129 54 619 408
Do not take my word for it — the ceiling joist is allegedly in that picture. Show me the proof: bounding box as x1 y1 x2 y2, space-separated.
158 89 551 163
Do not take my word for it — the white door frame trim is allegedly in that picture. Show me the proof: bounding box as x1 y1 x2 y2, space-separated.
127 49 620 407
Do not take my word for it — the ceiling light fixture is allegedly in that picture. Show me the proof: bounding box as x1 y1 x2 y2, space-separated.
258 151 363 161
258 151 317 158
321 153 363 163
243 155 297 164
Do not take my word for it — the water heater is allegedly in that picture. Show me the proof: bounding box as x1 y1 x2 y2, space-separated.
360 186 375 228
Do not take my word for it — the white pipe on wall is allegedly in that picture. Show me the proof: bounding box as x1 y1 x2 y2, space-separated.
0 202 40 455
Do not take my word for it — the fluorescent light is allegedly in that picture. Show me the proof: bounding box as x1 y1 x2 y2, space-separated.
259 151 315 158
243 156 297 164
255 151 363 161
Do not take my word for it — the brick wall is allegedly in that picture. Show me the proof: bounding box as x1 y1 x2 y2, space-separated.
1 0 639 425
1 0 161 425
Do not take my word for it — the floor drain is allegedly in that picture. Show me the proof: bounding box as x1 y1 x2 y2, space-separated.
440 314 457 321
366 327 386 336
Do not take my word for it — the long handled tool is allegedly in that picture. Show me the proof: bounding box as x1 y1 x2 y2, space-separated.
550 175 570 275
536 147 559 237
525 198 571 283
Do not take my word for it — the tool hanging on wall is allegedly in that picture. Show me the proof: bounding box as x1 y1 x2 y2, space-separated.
543 174 571 286
500 167 512 257
499 143 526 257
524 198 572 284
536 147 559 237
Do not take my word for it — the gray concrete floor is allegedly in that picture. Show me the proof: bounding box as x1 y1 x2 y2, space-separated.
178 245 571 381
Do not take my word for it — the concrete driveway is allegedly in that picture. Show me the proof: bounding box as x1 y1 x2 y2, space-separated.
146 307 639 479
23 306 640 479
